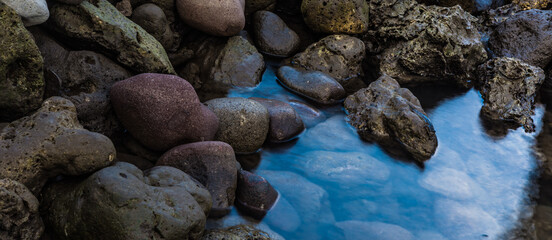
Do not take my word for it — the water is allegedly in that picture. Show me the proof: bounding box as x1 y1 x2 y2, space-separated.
208 63 545 240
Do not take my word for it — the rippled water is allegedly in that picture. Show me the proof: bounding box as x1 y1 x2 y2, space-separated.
208 62 545 240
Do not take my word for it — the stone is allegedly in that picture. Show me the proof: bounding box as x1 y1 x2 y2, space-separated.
110 73 219 151
0 179 44 240
301 0 369 34
434 199 500 240
249 97 305 142
202 225 272 240
131 3 180 52
344 75 438 161
176 0 245 36
417 0 477 12
0 3 44 122
336 221 414 240
205 98 269 154
116 0 132 16
129 0 178 22
0 97 115 194
290 35 366 92
512 0 551 9
0 0 49 26
288 100 326 128
252 11 300 57
47 0 175 74
156 141 238 217
245 0 276 16
42 162 211 240
488 9 552 69
54 0 84 4
419 167 481 200
478 4 523 34
477 57 544 132
276 66 346 104
235 169 279 219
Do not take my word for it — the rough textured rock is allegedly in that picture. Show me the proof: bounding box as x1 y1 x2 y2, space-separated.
42 162 211 240
290 34 366 92
488 9 552 69
366 0 487 87
157 141 238 217
205 98 269 154
131 3 180 52
47 0 175 74
54 0 84 4
0 3 44 122
277 66 346 104
245 0 276 16
0 179 44 240
477 57 544 132
417 0 477 12
235 169 279 219
116 0 132 16
250 97 305 142
176 0 245 36
512 0 551 9
0 97 115 194
0 0 49 26
110 73 219 151
202 225 272 240
252 11 300 57
478 4 523 34
301 0 369 34
344 75 438 161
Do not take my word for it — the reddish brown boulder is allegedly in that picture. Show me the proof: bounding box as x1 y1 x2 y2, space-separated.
176 0 245 36
235 169 279 219
249 97 304 143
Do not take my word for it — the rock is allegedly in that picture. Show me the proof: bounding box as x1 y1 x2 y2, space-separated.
276 66 346 104
477 57 544 132
264 196 301 232
0 97 115 194
344 75 438 161
290 35 366 92
434 199 500 240
0 3 44 122
249 97 305 142
129 0 178 22
288 100 326 128
512 0 551 9
478 4 523 34
235 169 279 219
131 3 180 52
417 0 477 12
47 0 175 74
252 11 300 57
116 0 132 16
42 162 211 240
0 179 44 240
419 167 481 200
176 0 245 36
245 0 276 16
54 0 83 4
202 225 272 240
156 141 238 217
488 9 552 69
336 221 414 240
0 0 49 26
366 0 487 87
301 0 369 34
205 98 269 154
110 73 219 151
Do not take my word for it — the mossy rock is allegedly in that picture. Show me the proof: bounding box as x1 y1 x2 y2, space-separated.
301 0 369 34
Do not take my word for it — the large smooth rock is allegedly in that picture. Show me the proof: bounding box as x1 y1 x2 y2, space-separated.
176 0 245 36
0 0 49 26
336 221 414 240
301 0 369 34
131 3 180 52
205 98 269 154
477 57 544 132
344 75 438 161
47 0 175 74
157 141 238 217
0 3 44 121
277 66 346 104
252 11 300 57
249 97 305 142
235 169 279 219
110 73 219 151
42 163 211 240
288 100 326 128
0 179 44 240
0 97 115 194
202 225 272 240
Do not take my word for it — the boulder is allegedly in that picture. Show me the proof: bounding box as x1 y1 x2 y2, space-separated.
252 11 300 57
276 66 346 104
301 0 369 34
249 97 305 142
235 169 279 219
0 179 44 240
0 0 49 26
176 0 245 36
202 225 272 240
131 3 180 52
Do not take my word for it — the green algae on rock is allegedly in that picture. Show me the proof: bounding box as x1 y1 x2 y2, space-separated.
301 0 369 34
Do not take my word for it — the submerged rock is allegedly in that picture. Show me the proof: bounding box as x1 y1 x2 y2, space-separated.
202 225 273 240
249 97 305 142
344 75 438 161
277 66 346 104
1 0 49 26
336 221 414 240
301 0 369 34
252 11 300 57
235 169 279 219
0 97 115 194
477 57 544 132
176 0 245 36
0 179 44 240
42 162 211 240
131 3 180 52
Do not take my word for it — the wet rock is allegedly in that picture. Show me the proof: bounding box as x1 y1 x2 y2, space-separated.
131 3 180 52
477 57 544 132
205 98 269 154
176 0 245 36
434 199 500 240
42 162 211 240
298 115 362 151
417 0 477 12
245 0 276 16
249 97 304 142
290 34 366 92
344 75 438 161
110 73 219 151
202 225 272 240
1 0 49 26
0 179 44 240
252 11 300 57
336 221 414 240
512 0 551 9
276 66 346 104
0 3 44 122
488 9 552 69
235 169 279 219
47 0 175 74
478 4 523 34
264 196 301 232
156 141 238 217
419 167 481 200
0 97 115 194
301 0 369 34
288 100 326 128
366 0 487 87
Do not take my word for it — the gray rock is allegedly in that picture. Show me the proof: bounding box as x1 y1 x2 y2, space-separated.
249 97 305 142
301 0 369 34
0 97 115 194
336 221 414 240
252 11 300 57
0 179 44 240
131 3 180 52
477 4 523 34
344 75 438 161
277 66 346 104
202 225 273 240
205 98 270 154
0 0 49 26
